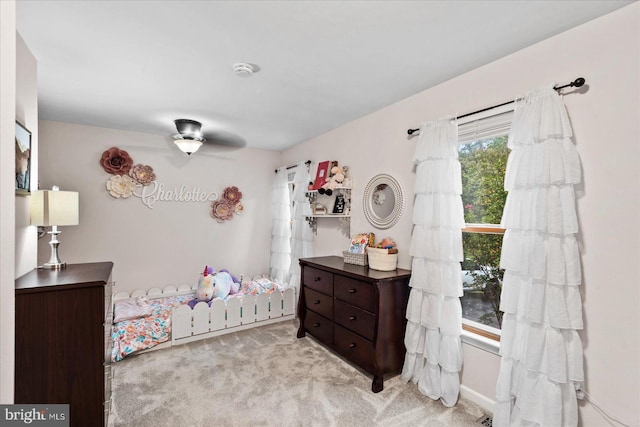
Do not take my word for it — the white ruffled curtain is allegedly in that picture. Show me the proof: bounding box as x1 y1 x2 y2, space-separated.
270 168 292 284
401 117 465 407
495 86 583 426
289 161 314 291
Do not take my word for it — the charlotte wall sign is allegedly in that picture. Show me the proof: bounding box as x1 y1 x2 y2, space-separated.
99 147 244 222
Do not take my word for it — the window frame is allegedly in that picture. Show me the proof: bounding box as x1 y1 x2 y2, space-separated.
457 105 514 349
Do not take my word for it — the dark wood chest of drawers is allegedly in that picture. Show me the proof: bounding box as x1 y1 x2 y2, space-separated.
15 262 114 427
296 256 410 392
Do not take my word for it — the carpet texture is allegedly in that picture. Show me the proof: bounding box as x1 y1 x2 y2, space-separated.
109 320 485 426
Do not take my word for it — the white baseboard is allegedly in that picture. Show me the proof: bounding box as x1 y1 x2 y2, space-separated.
460 384 495 415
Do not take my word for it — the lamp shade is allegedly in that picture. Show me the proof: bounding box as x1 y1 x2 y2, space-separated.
30 190 79 226
173 139 203 155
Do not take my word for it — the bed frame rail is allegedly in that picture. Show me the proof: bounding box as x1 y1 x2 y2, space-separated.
172 288 296 344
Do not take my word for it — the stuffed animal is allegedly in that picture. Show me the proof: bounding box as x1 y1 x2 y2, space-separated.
197 265 241 301
219 269 241 295
318 165 345 196
197 266 216 301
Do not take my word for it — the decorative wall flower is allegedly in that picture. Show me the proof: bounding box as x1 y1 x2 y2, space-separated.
106 175 138 198
234 202 245 215
129 164 156 185
211 200 235 222
222 186 242 204
101 147 133 176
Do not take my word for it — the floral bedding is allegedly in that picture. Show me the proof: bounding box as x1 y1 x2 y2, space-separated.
111 279 286 362
111 295 193 362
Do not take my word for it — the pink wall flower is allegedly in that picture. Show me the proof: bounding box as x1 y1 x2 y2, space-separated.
211 200 234 222
222 186 242 204
129 164 156 185
101 147 133 175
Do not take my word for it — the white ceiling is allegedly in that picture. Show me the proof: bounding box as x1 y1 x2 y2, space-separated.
16 0 632 151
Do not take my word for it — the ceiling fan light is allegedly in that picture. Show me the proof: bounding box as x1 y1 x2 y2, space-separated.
174 138 203 155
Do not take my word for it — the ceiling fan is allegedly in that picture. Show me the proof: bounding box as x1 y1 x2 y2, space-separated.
172 118 247 155
172 119 206 155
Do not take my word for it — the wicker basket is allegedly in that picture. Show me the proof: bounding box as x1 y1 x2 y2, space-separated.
367 247 398 271
343 251 368 266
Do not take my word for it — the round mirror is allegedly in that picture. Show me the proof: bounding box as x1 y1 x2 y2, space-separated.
363 174 404 229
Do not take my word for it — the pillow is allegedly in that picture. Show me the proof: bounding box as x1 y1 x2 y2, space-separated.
113 296 153 323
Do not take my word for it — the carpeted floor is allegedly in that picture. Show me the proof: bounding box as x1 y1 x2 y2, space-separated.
109 320 485 427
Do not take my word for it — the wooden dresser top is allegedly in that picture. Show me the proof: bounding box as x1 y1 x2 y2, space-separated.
300 256 411 281
15 262 113 293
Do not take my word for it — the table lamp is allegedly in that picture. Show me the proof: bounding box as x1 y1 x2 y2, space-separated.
30 186 79 269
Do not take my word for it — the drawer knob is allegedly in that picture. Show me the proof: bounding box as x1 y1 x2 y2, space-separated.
349 343 356 348
314 277 321 282
313 323 320 327
313 300 321 305
349 316 356 321
348 289 356 294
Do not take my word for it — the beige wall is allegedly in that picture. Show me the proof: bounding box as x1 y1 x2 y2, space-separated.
15 33 38 278
0 6 37 404
38 121 281 294
283 4 640 425
0 0 16 404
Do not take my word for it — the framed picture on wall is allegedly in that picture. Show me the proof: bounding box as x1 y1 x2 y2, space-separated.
15 121 31 195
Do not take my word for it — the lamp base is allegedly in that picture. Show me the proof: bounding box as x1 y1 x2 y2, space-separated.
42 261 67 270
43 227 67 270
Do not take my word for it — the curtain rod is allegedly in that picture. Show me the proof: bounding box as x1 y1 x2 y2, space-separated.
275 160 311 173
406 77 585 136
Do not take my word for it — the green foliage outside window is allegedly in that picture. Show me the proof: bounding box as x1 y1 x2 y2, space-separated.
459 136 508 328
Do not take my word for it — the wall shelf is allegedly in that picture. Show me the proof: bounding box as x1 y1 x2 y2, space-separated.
305 187 351 237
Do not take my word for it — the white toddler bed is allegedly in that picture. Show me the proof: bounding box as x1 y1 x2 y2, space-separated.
112 282 296 361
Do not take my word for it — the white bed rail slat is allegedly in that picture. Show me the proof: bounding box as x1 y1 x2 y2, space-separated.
172 305 193 341
241 295 256 324
163 285 177 294
113 285 196 300
210 299 226 331
131 289 147 298
256 293 269 321
283 288 295 316
178 284 192 293
227 297 242 327
114 291 131 301
269 291 283 317
193 302 210 335
147 287 163 298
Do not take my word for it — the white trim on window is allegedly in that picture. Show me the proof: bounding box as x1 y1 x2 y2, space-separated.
461 322 501 355
458 104 514 145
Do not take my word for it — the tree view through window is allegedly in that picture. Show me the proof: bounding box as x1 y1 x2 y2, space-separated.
459 135 508 331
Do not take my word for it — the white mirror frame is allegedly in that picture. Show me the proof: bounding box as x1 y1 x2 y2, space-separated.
363 174 404 229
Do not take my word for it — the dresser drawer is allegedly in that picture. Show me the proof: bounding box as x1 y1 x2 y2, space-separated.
334 325 374 373
334 275 375 313
304 287 333 320
334 300 375 341
304 310 333 346
303 267 333 295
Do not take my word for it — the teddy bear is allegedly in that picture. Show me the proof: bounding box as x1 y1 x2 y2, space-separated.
318 165 345 196
196 265 241 301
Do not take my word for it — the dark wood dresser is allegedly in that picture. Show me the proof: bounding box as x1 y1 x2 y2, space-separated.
15 262 114 427
296 256 410 392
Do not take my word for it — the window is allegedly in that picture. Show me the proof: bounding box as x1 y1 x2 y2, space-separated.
458 108 512 341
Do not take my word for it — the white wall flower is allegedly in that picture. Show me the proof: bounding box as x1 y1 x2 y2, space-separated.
106 175 138 198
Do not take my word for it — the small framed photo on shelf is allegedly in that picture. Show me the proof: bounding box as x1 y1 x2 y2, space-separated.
15 121 31 195
333 194 346 214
